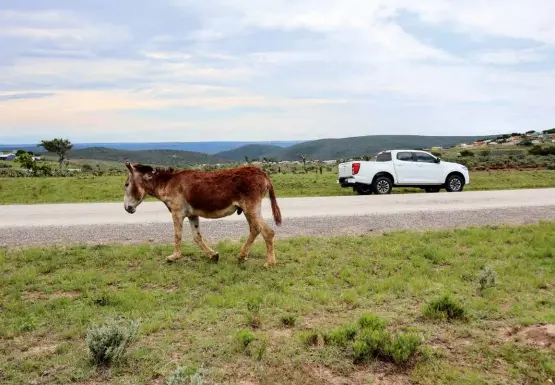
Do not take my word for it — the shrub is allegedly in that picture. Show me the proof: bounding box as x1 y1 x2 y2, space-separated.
85 317 140 366
246 297 262 329
479 267 498 292
387 333 422 364
235 329 256 350
280 313 297 328
323 323 358 347
299 331 320 347
423 294 467 321
165 365 205 385
245 338 268 361
358 313 388 330
319 313 422 366
460 150 475 157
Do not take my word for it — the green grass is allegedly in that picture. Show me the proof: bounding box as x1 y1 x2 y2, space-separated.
1 169 555 204
1 222 554 384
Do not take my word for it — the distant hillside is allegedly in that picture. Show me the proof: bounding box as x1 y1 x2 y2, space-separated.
221 135 498 161
216 144 284 161
0 140 302 154
67 147 223 167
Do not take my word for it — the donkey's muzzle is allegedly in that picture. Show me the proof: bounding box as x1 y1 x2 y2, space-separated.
125 205 136 214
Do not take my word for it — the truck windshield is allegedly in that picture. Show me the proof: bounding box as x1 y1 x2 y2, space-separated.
376 152 392 162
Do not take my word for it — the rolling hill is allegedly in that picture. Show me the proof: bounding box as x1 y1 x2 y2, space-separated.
216 135 498 161
67 147 224 167
0 140 301 154
215 144 284 161
30 134 500 167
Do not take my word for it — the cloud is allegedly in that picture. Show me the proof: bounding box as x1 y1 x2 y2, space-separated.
0 0 554 143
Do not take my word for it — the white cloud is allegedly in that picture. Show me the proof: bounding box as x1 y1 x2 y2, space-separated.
0 10 130 47
477 49 546 65
0 1 554 142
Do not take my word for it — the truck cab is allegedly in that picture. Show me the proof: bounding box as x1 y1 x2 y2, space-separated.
338 150 470 195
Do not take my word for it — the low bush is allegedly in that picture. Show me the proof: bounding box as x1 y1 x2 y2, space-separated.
85 316 140 366
312 313 422 366
479 267 498 292
165 365 205 385
423 294 468 321
235 329 256 350
280 313 297 328
246 297 262 329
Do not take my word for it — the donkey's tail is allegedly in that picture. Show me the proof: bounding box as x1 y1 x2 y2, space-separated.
267 178 282 226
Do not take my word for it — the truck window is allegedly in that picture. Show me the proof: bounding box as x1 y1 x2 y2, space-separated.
414 152 437 163
396 152 413 161
376 152 392 162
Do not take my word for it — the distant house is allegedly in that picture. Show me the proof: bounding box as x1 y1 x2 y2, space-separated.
552 135 555 143
0 152 16 161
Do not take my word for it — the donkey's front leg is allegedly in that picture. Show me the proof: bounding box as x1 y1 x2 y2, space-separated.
188 216 219 263
166 211 185 262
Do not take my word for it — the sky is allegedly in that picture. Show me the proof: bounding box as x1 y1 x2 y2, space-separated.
0 0 554 143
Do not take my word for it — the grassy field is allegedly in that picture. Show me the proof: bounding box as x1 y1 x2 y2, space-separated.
1 222 554 384
1 169 555 204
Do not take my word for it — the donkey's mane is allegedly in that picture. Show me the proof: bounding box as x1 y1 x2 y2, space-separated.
133 163 176 174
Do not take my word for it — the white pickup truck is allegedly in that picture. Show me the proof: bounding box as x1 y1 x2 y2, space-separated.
337 149 470 195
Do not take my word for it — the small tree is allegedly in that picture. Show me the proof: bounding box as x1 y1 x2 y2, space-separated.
38 138 73 169
16 152 36 170
299 154 307 172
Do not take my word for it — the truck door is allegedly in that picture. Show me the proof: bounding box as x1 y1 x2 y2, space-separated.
393 151 418 184
413 152 443 183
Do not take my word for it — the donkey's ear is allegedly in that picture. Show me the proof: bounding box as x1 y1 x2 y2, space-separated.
125 161 133 172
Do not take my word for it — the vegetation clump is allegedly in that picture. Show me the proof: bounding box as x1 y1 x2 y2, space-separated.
310 313 422 366
423 294 468 321
85 316 140 366
479 266 498 293
165 365 205 385
235 329 256 350
280 313 297 328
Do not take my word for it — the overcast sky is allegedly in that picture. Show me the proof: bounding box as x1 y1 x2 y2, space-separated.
0 1 554 143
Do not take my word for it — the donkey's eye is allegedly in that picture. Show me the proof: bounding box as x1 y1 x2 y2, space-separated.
125 182 129 187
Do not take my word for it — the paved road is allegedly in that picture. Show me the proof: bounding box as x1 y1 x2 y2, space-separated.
1 188 554 247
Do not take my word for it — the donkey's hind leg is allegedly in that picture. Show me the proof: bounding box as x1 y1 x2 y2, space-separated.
188 216 219 263
241 202 276 267
238 210 261 262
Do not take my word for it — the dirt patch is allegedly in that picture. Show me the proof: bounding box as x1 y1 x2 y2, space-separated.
504 324 555 349
23 344 58 357
22 290 80 301
308 365 408 385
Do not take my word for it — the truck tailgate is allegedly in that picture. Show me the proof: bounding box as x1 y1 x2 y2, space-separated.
338 162 353 178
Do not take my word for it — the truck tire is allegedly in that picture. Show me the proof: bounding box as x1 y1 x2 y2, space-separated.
372 176 393 195
356 184 373 195
445 174 464 192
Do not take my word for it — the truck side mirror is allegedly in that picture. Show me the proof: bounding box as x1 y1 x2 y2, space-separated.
435 157 441 163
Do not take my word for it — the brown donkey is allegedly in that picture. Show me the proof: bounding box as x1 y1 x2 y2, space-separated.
123 162 282 267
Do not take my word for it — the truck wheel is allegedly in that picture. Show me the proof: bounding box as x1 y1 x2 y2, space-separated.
445 174 464 192
372 176 392 195
356 184 373 195
425 187 441 193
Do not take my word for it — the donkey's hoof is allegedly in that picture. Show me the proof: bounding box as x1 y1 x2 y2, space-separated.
210 253 219 263
263 261 277 268
166 253 181 262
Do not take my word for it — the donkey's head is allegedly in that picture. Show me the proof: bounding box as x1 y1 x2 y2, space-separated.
123 161 148 214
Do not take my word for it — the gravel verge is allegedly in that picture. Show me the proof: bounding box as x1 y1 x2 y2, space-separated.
1 206 554 248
